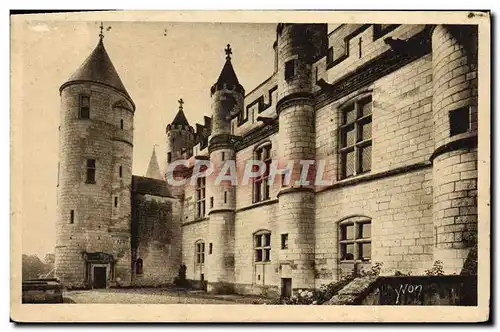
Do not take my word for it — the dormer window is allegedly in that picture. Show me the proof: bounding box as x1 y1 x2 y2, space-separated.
79 95 90 119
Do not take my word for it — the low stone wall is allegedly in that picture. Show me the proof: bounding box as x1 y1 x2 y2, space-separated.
22 279 63 303
325 275 477 306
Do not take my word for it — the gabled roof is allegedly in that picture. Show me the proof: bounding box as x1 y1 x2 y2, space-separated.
61 38 132 101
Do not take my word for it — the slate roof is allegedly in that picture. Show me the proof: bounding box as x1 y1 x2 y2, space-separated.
61 38 132 100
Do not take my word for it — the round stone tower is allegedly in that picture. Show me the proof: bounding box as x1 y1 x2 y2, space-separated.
275 23 327 291
205 44 244 294
431 25 478 274
56 34 135 288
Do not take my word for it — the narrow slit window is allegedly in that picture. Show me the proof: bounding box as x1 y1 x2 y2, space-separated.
281 233 288 250
120 119 124 129
79 95 90 119
285 59 296 80
86 159 96 183
114 196 118 208
70 210 74 224
119 166 123 178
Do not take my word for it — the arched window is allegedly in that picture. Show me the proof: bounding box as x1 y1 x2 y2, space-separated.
254 230 271 262
253 143 272 203
339 216 372 263
135 258 143 275
195 240 205 264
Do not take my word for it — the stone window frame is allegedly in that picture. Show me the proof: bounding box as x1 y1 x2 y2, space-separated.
78 94 90 119
253 142 272 203
195 240 205 265
85 158 96 184
195 176 206 218
135 258 143 275
281 233 289 250
254 230 271 263
338 216 372 264
338 95 373 180
449 106 471 137
284 59 296 81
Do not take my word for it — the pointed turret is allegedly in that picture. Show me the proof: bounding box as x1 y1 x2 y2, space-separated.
171 98 190 126
166 98 195 165
210 44 245 96
146 146 163 180
60 36 133 104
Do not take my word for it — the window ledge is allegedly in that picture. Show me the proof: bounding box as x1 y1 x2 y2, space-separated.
236 198 278 213
85 181 96 184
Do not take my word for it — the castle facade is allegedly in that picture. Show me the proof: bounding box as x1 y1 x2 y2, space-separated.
55 23 478 297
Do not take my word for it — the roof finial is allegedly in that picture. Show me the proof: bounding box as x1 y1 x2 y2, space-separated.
178 98 184 111
225 44 232 60
99 22 104 40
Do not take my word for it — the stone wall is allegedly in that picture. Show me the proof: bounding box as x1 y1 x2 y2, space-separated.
56 82 134 287
132 191 181 286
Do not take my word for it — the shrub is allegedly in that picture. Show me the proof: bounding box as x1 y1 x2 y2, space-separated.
425 260 445 276
282 262 384 305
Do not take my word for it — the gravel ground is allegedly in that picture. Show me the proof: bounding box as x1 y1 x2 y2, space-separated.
65 288 276 304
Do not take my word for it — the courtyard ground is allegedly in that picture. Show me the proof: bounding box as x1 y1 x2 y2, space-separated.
64 288 276 304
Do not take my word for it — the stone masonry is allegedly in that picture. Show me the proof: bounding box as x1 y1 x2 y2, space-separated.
56 24 479 296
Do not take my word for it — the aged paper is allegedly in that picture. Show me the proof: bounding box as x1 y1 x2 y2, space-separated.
11 10 490 322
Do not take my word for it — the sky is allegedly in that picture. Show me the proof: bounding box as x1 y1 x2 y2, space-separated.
15 19 337 258
16 20 278 258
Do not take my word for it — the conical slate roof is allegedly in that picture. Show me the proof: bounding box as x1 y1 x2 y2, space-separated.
171 108 190 126
145 147 163 180
216 59 241 87
210 44 244 95
61 38 132 100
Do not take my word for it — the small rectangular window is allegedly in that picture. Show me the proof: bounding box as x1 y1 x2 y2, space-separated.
449 107 470 136
79 95 90 119
70 210 74 224
285 59 296 80
209 243 213 255
281 234 288 249
327 47 334 64
222 151 225 161
167 152 172 163
114 196 118 207
86 159 96 183
120 119 124 129
210 197 214 208
224 191 227 204
119 166 123 178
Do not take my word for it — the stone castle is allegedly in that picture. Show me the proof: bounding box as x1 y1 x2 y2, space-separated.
55 23 478 296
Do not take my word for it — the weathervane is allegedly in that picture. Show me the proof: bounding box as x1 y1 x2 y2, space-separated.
225 44 232 60
178 98 184 111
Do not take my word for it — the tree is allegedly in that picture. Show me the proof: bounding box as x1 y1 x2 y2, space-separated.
22 254 50 281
